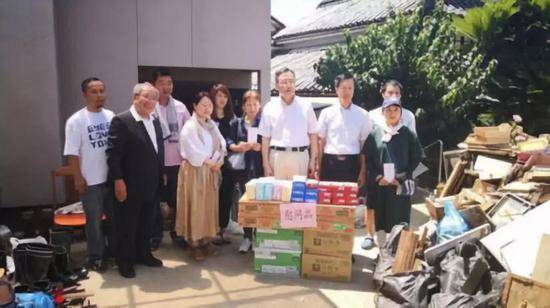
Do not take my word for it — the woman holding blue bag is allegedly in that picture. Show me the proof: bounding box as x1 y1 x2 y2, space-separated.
226 90 263 253
362 97 423 246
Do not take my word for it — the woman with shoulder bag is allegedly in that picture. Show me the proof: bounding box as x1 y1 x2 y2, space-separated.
226 90 263 253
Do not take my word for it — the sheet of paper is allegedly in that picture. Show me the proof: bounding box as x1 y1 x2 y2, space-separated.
280 203 317 229
247 127 258 144
384 163 395 182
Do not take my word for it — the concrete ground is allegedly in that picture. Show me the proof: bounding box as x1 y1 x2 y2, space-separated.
77 203 430 308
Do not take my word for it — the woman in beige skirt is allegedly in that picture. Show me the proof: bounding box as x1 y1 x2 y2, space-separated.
176 91 226 261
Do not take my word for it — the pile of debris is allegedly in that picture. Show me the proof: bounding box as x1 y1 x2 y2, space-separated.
374 123 550 307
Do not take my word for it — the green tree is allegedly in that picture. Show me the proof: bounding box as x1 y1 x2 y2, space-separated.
453 0 550 134
315 1 495 147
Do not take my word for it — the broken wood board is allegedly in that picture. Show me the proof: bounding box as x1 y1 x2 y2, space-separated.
472 179 497 195
440 160 468 197
501 181 540 193
517 137 549 153
474 155 513 181
533 233 550 285
473 124 511 145
481 201 550 277
425 223 491 265
502 274 550 308
425 196 456 221
392 230 419 274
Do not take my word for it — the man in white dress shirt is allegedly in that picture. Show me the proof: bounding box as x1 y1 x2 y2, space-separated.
317 73 372 183
258 67 318 180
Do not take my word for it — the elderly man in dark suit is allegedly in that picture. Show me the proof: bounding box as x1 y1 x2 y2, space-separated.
107 82 165 278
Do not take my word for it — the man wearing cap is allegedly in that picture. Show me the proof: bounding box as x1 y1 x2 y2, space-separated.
317 73 372 183
361 96 423 246
258 67 318 180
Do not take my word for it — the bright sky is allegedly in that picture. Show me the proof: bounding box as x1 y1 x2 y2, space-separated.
271 0 318 27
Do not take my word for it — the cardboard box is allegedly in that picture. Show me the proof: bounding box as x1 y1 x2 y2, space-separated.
316 204 355 220
255 229 303 251
239 201 281 216
238 216 281 229
301 253 352 282
304 189 318 203
254 248 301 278
302 230 353 257
308 219 354 234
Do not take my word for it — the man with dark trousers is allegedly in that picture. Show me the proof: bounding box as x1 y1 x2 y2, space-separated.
107 82 165 278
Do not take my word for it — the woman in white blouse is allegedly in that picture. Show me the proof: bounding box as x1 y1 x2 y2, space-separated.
175 92 226 261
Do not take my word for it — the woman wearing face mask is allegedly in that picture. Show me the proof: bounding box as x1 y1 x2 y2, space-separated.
209 84 237 245
362 97 423 247
226 90 263 253
176 92 226 261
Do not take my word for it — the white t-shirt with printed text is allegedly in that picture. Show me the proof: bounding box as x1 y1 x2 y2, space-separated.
64 108 115 186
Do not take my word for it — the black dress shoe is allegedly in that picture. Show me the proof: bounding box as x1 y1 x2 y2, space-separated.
118 263 135 278
138 256 163 267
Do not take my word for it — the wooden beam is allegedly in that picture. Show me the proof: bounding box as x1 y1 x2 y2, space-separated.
392 230 419 274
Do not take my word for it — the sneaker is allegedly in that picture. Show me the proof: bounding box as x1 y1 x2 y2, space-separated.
361 237 376 250
227 220 244 235
238 238 252 253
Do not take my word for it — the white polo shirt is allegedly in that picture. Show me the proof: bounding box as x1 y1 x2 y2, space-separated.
370 106 417 135
258 96 317 147
130 105 158 153
317 102 373 155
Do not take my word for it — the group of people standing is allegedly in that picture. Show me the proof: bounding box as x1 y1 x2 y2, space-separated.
63 67 423 279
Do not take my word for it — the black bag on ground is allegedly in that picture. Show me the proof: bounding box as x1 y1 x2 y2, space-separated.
49 227 72 258
434 239 492 295
379 268 439 308
13 243 54 285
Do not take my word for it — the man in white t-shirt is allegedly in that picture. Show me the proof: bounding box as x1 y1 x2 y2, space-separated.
369 80 416 135
258 67 318 180
64 77 114 271
150 69 191 250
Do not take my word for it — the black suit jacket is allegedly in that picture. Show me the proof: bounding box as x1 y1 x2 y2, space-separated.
107 110 165 203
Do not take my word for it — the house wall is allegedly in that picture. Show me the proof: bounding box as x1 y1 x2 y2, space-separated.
1 0 270 207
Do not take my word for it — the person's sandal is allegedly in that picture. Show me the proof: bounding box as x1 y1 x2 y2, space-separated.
204 243 220 256
192 247 206 261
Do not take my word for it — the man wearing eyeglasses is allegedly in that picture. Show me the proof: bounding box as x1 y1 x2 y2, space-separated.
258 67 318 180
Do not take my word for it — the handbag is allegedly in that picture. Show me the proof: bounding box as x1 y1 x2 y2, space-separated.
226 119 246 171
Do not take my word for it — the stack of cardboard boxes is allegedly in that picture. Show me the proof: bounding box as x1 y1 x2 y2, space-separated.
301 205 354 282
238 177 357 282
253 229 303 278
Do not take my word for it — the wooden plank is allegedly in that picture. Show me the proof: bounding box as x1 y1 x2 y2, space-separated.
502 274 550 307
440 160 467 197
533 234 550 285
392 230 419 274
